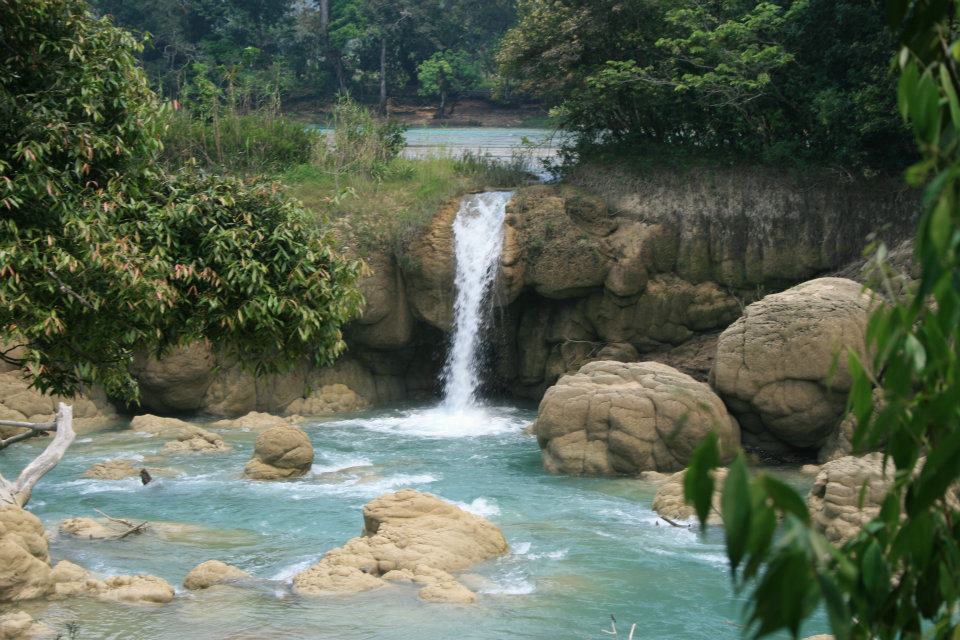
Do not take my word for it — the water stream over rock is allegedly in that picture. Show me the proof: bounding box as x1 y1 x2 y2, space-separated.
441 191 512 412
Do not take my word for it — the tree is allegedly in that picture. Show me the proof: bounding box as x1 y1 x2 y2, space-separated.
0 0 364 401
683 3 960 637
417 50 482 118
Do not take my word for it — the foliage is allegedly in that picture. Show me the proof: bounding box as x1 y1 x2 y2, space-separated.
683 3 960 638
417 50 484 116
89 0 517 109
316 96 407 180
498 0 912 172
0 0 363 400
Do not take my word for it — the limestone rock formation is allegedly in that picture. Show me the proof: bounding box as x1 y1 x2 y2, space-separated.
712 278 875 457
0 507 52 602
82 459 140 481
131 342 215 413
50 561 174 604
0 369 115 431
534 361 740 475
651 468 728 525
0 611 54 639
129 415 229 454
243 424 314 480
293 489 507 603
284 384 367 416
807 453 892 544
211 411 298 431
183 560 250 590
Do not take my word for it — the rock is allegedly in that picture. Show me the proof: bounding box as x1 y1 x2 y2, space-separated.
800 464 821 476
50 561 174 604
401 198 458 331
0 370 116 431
183 560 250 590
651 468 728 525
713 278 875 457
0 611 54 639
349 254 415 349
128 415 228 454
534 361 740 475
82 459 140 480
211 411 297 431
293 490 507 602
0 507 52 602
284 384 368 416
243 424 314 480
807 453 892 545
162 431 230 454
131 343 215 413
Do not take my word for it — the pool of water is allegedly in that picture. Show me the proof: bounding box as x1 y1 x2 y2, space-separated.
1 403 829 639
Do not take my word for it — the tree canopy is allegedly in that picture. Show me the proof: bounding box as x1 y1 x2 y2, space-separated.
0 0 363 400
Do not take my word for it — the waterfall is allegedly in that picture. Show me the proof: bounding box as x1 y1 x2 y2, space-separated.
441 191 513 411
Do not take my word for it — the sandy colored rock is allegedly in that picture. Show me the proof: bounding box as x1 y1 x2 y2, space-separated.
211 411 297 431
58 517 120 539
534 361 740 475
243 424 314 480
400 198 457 331
284 384 368 416
651 468 728 525
0 370 116 431
183 560 250 590
807 453 892 545
82 459 140 480
162 431 230 454
712 278 874 456
129 414 228 453
293 490 507 602
0 507 52 602
50 561 174 604
131 342 215 413
800 464 821 476
0 611 54 639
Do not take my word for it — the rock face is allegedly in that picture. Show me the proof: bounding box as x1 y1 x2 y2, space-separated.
651 468 728 525
131 343 216 414
0 368 115 432
0 611 54 639
243 424 314 480
712 278 874 458
807 453 891 544
293 489 508 603
183 560 250 590
534 361 740 475
0 507 52 602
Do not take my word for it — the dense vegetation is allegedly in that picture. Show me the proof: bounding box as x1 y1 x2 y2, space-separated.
499 0 912 172
88 0 517 116
684 1 960 637
0 0 363 401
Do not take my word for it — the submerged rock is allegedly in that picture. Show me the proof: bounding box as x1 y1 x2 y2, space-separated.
51 561 174 604
534 361 740 475
129 414 229 453
293 489 507 603
183 560 250 590
651 468 728 525
243 424 314 480
712 278 874 458
0 507 52 602
0 611 54 639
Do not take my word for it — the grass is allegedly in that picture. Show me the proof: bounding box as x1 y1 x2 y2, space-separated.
283 151 532 256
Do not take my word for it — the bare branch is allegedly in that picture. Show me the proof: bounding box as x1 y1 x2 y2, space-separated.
0 403 75 507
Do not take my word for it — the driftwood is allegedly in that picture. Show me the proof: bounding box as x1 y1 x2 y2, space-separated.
94 508 150 539
0 419 57 450
658 515 689 528
0 403 75 507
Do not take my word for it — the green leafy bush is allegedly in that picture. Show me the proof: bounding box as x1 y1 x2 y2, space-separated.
0 0 362 400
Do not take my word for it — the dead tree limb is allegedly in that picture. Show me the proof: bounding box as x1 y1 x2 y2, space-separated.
0 403 75 507
94 508 150 539
0 420 58 450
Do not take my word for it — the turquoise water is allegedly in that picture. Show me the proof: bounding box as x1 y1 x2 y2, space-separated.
1 403 829 639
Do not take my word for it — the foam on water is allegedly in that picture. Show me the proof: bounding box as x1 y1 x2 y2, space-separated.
450 497 501 518
337 405 524 439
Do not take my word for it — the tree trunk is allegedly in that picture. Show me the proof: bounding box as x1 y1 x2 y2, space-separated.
0 403 75 507
379 37 388 114
319 0 329 33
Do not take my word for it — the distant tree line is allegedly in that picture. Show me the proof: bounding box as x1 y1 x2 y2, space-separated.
498 0 913 172
90 0 517 117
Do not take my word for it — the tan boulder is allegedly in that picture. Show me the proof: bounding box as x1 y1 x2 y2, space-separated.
183 560 250 590
82 459 140 481
534 361 740 475
807 453 891 545
284 384 368 416
0 370 116 431
712 278 874 456
400 197 458 331
131 342 215 413
129 414 228 453
243 424 314 480
651 468 728 525
0 611 54 639
0 507 52 602
211 411 297 431
162 431 230 454
50 561 174 604
293 490 507 602
349 254 415 349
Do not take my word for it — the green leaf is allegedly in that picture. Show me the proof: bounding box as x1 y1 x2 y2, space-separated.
861 540 890 601
721 454 751 575
683 432 720 528
761 475 810 524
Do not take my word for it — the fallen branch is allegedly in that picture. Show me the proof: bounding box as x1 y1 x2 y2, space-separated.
658 515 689 528
0 403 75 507
94 508 150 539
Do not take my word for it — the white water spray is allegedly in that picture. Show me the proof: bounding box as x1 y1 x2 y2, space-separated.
441 191 512 411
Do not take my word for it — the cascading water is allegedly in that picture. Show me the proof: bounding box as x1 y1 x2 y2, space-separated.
441 191 513 411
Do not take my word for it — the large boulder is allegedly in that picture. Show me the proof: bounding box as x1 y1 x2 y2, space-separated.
0 507 52 602
283 384 367 416
183 560 250 590
712 278 874 457
131 343 215 413
0 611 54 639
129 415 228 454
807 453 891 545
211 411 297 431
243 424 314 480
651 468 728 525
534 361 740 475
293 489 508 603
50 561 174 604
